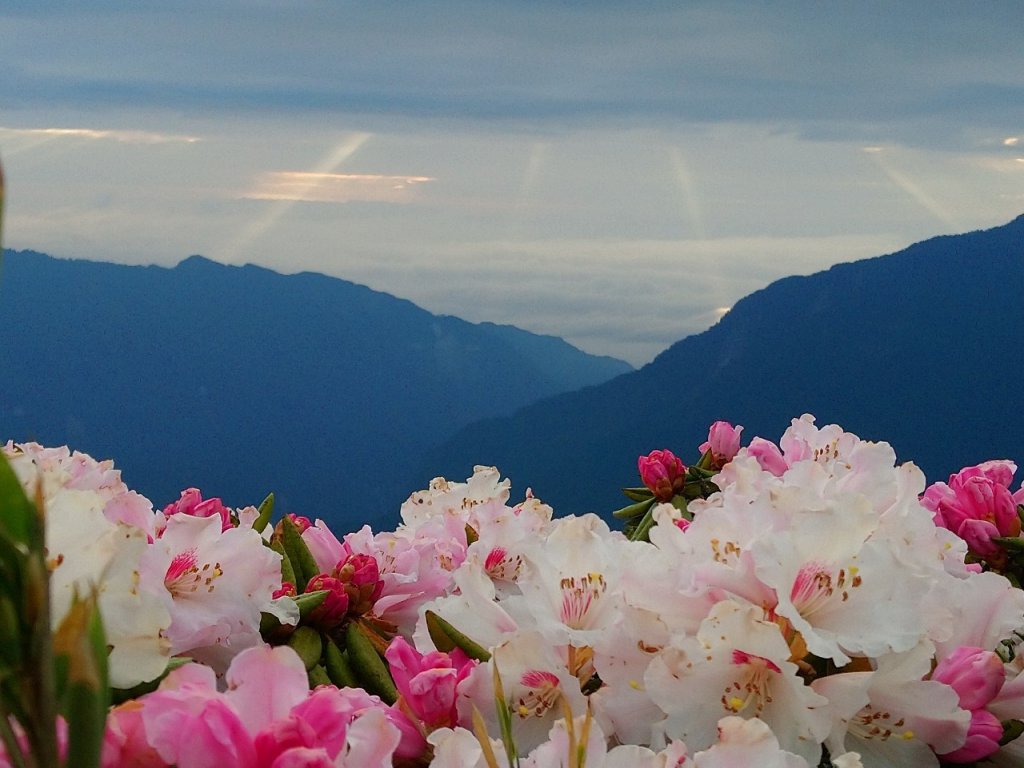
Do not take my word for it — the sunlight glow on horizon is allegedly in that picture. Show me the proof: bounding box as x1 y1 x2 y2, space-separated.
246 172 435 203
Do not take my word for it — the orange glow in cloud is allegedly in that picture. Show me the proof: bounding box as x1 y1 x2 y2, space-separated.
246 172 435 203
0 127 200 144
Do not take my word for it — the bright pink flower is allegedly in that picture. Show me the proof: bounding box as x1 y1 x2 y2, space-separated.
163 488 233 532
638 449 686 502
139 666 257 767
933 646 1006 712
938 708 1004 763
335 553 384 615
267 748 334 768
385 636 476 731
922 461 1022 559
746 437 789 476
103 702 167 767
304 574 351 628
254 717 320 767
699 421 744 469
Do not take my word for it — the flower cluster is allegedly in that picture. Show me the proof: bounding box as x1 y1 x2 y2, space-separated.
3 416 1024 768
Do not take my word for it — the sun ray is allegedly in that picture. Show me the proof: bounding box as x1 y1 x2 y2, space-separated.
220 132 372 264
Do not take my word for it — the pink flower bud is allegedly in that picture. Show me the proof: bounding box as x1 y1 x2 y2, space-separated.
922 462 1022 559
334 554 384 616
747 437 789 477
699 421 744 469
304 574 351 629
937 708 1004 763
638 449 686 502
163 488 232 532
273 582 298 600
932 646 1006 711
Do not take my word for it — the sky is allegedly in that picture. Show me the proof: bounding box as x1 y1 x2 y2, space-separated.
1 1 1023 366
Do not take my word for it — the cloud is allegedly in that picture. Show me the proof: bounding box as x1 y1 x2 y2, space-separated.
0 126 200 144
244 172 434 204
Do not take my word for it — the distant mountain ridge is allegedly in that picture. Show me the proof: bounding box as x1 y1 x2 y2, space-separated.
420 215 1024 516
0 250 631 530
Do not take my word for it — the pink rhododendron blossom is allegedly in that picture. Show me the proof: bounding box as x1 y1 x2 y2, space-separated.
139 513 283 665
700 421 744 469
163 487 233 532
638 449 686 502
922 461 1023 560
385 636 475 731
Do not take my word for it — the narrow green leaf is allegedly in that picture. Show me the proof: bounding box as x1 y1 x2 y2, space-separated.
611 496 656 519
425 610 492 662
323 638 358 688
286 626 323 671
270 538 296 588
1001 718 1024 746
345 621 398 704
253 493 274 534
621 486 655 503
0 453 35 549
53 591 107 768
279 516 320 592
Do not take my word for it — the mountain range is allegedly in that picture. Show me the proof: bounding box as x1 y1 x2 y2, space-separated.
421 214 1024 515
0 251 630 530
4 214 1023 530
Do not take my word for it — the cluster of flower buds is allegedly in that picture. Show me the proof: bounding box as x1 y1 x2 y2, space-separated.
614 420 743 540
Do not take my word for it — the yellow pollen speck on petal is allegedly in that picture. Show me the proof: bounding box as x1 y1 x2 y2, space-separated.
902 730 914 740
629 679 643 690
518 705 530 717
848 566 859 576
728 697 745 711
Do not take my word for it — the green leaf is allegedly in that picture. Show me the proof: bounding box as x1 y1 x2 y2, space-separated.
286 626 323 671
278 516 320 592
53 591 108 768
620 486 654 503
253 493 274 534
270 538 297 588
345 621 398 704
1001 718 1024 746
323 637 358 688
993 535 1024 553
0 453 36 551
611 496 656 520
425 610 492 662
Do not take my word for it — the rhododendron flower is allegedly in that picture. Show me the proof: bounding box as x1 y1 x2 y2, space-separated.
163 487 233 532
700 421 743 469
6 445 173 687
638 449 686 502
922 461 1023 560
139 513 283 665
646 600 830 765
385 636 475 731
335 552 384 615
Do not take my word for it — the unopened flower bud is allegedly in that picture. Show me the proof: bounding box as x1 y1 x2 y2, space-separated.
638 450 686 502
932 646 1005 711
163 488 232 532
699 421 744 469
335 554 384 615
938 708 1003 763
304 574 350 629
